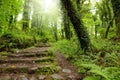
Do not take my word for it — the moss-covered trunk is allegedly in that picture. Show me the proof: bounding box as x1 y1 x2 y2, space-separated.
61 0 91 52
22 0 30 30
111 0 120 37
63 9 71 40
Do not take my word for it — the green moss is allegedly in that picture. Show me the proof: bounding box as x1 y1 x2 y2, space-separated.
0 29 41 52
0 51 8 56
36 65 58 74
3 67 28 73
35 57 55 63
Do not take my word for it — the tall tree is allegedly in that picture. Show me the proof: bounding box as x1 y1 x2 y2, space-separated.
63 7 71 40
22 0 31 30
111 0 120 37
104 0 113 38
61 0 91 52
31 0 42 28
96 0 113 38
0 0 22 29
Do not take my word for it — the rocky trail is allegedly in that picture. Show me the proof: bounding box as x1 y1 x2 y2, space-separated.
0 45 79 80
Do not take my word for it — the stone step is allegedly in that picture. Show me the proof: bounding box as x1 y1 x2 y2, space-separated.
0 74 65 80
7 51 53 58
0 57 54 64
0 74 69 80
0 75 44 80
20 47 50 53
15 50 48 54
0 64 57 74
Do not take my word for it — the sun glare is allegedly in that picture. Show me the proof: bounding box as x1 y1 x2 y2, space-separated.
42 0 56 12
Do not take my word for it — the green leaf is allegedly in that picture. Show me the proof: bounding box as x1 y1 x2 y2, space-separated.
84 76 101 80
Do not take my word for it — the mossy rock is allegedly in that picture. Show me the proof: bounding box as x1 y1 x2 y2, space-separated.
35 57 55 63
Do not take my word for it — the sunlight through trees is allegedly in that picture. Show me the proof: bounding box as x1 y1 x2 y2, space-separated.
0 0 120 79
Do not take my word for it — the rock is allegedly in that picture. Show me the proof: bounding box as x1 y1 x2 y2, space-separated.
29 76 37 80
0 75 11 80
12 76 18 80
19 75 28 80
21 77 28 80
28 67 38 74
62 69 71 73
67 75 75 80
38 75 46 80
51 74 64 80
30 67 38 70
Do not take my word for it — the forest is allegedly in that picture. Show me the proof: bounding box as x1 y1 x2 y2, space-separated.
0 0 120 80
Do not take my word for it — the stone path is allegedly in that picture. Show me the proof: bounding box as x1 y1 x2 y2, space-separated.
0 45 79 80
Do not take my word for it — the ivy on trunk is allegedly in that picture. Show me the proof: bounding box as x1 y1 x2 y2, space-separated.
61 0 91 53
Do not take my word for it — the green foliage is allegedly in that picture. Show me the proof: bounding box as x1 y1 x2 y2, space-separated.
84 76 101 80
0 0 22 28
104 52 120 67
0 51 8 57
81 63 120 80
36 65 58 74
0 28 41 52
91 38 120 53
52 39 79 59
0 0 120 79
52 35 120 80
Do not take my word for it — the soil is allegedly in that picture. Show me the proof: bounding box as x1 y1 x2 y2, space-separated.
56 52 79 79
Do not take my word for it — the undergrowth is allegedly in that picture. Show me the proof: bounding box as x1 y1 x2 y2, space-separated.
0 28 41 52
52 38 120 80
52 39 79 59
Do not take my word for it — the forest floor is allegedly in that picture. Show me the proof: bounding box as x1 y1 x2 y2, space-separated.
0 44 79 80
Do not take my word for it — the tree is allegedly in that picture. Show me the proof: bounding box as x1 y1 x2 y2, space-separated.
52 22 58 41
96 0 113 38
22 0 31 30
111 0 120 37
31 0 42 28
8 0 22 28
62 6 71 40
0 0 22 29
61 0 91 52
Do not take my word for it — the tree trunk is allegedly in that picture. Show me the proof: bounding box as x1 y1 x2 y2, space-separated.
63 9 71 40
95 25 98 38
54 23 58 41
9 15 13 28
111 0 120 37
104 0 113 38
22 0 31 30
61 0 91 52
61 28 64 39
105 18 114 38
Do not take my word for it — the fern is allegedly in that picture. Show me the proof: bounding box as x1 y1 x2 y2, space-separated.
84 76 101 80
81 64 120 80
105 52 119 66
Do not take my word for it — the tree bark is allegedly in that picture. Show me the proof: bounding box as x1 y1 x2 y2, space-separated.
63 9 71 40
111 0 120 37
54 23 58 41
105 18 114 38
22 0 31 30
9 15 13 28
61 0 91 52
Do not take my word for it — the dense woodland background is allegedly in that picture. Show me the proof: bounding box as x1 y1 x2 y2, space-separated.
0 0 120 80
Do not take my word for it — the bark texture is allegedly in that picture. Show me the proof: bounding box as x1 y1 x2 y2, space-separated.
61 0 91 52
23 0 30 30
63 9 71 40
111 0 120 37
